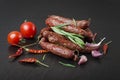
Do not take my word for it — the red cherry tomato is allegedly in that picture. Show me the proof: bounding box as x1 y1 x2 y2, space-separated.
7 31 22 45
20 21 37 38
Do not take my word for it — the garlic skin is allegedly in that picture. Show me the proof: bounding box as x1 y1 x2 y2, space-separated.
91 50 103 58
85 37 106 48
78 55 87 65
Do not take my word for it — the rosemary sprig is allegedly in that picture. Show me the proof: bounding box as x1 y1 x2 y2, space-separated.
36 60 49 67
51 25 85 48
67 36 76 43
60 30 84 38
51 27 65 35
59 61 76 67
74 37 85 48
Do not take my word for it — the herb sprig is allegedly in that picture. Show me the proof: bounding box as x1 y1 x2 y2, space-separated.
59 61 76 67
51 24 85 48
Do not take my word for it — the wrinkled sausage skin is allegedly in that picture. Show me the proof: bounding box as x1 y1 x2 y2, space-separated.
41 31 82 50
45 17 93 41
39 15 100 60
62 25 93 39
40 27 51 35
40 38 75 59
48 15 90 29
45 17 63 27
40 31 98 53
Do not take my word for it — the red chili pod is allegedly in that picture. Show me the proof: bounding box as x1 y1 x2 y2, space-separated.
19 58 36 63
9 48 23 58
103 41 112 54
19 58 49 67
24 48 48 54
92 33 97 42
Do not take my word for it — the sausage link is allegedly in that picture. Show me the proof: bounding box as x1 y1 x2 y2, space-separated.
45 17 93 40
42 31 82 50
41 31 97 53
48 15 90 29
41 30 66 40
61 26 93 41
49 15 72 23
76 20 90 29
40 27 51 35
84 28 94 42
45 17 64 27
46 33 98 53
40 38 75 59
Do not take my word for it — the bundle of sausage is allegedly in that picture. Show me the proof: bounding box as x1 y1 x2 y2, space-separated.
39 15 104 63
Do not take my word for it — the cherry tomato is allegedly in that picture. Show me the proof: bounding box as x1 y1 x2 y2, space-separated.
20 21 37 38
7 31 22 45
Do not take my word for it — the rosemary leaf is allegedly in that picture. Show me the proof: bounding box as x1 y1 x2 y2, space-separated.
75 41 84 49
74 36 85 45
68 36 84 48
59 61 76 68
51 25 85 48
75 37 85 48
53 24 69 28
67 36 76 43
51 27 65 35
60 30 73 36
52 25 84 38
59 28 84 39
42 54 46 61
71 33 84 38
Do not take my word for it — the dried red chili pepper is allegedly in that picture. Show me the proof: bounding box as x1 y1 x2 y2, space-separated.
92 33 97 42
103 41 112 54
24 48 48 54
19 58 49 67
9 48 23 58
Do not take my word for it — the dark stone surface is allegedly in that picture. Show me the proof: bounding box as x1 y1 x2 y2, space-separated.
0 0 120 80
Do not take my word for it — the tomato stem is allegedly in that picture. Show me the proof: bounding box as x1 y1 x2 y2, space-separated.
24 19 27 22
19 38 26 44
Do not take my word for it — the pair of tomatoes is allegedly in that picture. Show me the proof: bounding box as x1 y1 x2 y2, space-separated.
7 21 37 45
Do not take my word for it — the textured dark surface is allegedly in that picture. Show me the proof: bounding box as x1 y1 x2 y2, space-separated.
0 0 120 80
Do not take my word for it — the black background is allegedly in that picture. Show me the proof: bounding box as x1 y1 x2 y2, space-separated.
0 0 120 80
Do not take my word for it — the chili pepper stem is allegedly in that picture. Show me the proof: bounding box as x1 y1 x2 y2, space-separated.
92 33 97 42
15 35 42 48
25 42 37 47
24 48 29 51
105 41 112 45
36 60 49 67
36 35 42 43
23 35 41 47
